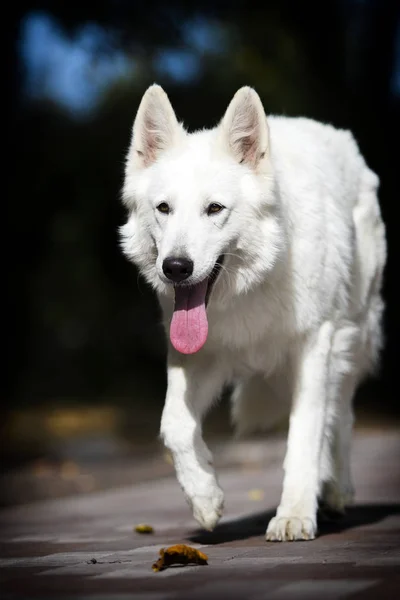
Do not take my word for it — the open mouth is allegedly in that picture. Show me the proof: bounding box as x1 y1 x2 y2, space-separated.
169 255 225 355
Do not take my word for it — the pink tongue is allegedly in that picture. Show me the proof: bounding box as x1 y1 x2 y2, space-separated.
170 280 209 354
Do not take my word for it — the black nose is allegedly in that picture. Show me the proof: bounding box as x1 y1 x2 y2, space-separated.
162 257 194 283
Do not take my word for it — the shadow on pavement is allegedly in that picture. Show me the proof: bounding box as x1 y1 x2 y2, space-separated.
189 510 274 544
189 503 400 544
318 503 400 534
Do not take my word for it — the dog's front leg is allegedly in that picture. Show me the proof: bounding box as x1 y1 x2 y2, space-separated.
266 322 334 541
160 355 226 531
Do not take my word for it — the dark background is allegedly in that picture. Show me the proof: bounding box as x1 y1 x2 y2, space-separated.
4 1 399 476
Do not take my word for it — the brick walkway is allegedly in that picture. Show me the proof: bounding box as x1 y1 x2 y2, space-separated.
1 430 399 599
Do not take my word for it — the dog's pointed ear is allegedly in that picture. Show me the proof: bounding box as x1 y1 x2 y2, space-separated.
130 85 182 168
220 87 269 169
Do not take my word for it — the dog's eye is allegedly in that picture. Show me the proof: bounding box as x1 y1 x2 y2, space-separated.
157 202 170 214
207 203 224 215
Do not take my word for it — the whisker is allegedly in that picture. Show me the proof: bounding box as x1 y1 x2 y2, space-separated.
218 263 236 288
223 252 243 261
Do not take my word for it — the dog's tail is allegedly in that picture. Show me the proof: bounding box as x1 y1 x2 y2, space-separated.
352 164 387 379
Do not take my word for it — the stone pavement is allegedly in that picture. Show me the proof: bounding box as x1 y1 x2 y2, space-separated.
1 430 399 599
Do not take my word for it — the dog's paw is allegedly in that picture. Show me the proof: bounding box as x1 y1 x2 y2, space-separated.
266 515 317 542
188 486 224 531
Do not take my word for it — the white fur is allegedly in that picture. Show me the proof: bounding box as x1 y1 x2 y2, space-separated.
121 85 387 541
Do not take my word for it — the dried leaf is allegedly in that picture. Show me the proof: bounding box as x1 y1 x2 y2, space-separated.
248 488 264 501
135 524 154 534
152 544 208 572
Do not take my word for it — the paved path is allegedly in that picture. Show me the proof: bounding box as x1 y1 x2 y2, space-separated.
1 430 399 599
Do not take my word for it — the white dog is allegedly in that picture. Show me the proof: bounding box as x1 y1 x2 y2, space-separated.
121 85 386 541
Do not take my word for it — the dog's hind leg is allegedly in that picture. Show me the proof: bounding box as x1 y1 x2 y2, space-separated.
319 393 355 516
231 374 290 437
319 364 357 515
319 322 371 514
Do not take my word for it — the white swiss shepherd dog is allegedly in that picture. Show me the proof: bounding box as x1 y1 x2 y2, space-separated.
121 84 387 541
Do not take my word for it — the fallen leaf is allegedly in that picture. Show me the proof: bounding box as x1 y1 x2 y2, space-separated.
135 524 154 534
152 545 208 572
248 488 264 501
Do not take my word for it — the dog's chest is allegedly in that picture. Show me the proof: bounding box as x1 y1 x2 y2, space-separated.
207 299 290 377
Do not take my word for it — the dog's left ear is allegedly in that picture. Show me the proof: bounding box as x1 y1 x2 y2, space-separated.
220 87 269 169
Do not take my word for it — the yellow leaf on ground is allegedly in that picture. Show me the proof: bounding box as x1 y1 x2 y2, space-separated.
135 524 154 534
248 489 264 501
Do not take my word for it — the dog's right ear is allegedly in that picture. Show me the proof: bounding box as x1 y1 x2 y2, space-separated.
129 85 182 168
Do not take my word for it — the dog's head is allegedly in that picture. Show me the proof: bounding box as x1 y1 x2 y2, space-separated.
121 85 285 354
